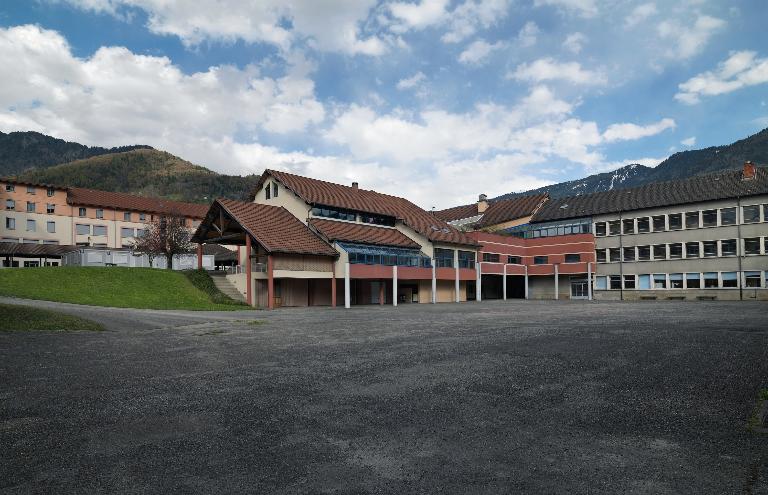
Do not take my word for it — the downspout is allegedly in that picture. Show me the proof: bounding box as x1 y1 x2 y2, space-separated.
736 195 743 301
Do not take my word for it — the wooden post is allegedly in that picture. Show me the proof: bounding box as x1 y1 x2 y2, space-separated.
379 279 385 305
196 243 203 270
267 252 274 310
245 236 253 306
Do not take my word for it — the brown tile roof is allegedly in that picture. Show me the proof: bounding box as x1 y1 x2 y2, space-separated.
68 187 209 219
433 203 479 222
309 219 422 249
0 178 68 191
204 199 338 257
533 166 768 222
476 193 549 228
255 170 478 246
0 242 83 257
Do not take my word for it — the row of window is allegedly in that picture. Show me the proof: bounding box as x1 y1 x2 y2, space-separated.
311 205 396 226
434 248 477 269
597 237 767 263
341 243 432 268
481 253 582 264
595 204 768 237
5 218 56 233
505 219 592 239
3 200 151 222
264 182 279 200
4 184 56 196
595 271 768 290
1 238 60 245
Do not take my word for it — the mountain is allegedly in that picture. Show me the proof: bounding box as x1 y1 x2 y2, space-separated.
0 131 151 176
16 148 259 203
496 127 768 200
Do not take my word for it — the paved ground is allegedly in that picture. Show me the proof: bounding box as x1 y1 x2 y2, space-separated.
1 298 767 494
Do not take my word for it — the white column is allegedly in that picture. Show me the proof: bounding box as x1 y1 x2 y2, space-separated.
344 261 351 309
476 262 482 302
524 265 529 300
554 263 559 300
431 259 437 304
587 262 593 301
454 250 460 303
392 265 398 307
503 264 507 301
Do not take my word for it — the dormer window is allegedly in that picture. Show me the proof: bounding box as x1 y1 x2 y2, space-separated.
265 183 271 200
273 182 278 198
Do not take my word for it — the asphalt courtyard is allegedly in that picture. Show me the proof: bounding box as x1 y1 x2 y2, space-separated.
1 298 767 494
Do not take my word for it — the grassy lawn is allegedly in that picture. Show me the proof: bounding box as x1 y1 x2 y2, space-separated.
0 267 251 311
0 303 104 332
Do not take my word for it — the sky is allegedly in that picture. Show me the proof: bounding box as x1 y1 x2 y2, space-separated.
0 1 767 209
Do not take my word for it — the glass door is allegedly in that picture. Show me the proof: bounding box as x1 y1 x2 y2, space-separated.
570 278 588 299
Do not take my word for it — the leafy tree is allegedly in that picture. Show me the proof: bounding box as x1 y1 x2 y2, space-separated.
132 213 192 269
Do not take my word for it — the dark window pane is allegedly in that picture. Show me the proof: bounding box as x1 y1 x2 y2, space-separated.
594 223 606 236
652 215 665 231
669 243 682 259
744 238 760 255
743 205 760 223
703 272 718 288
702 209 717 227
720 239 736 256
720 207 736 225
608 221 620 235
653 244 666 260
622 247 635 262
609 248 620 262
609 275 621 290
721 272 738 288
596 250 606 263
623 275 636 289
685 211 699 229
744 272 761 288
702 241 718 257
637 217 650 233
668 213 682 230
685 242 700 258
622 219 634 234
564 253 580 263
686 273 701 288
637 245 651 261
533 256 548 265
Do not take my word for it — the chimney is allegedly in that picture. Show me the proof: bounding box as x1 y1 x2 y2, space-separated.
477 193 489 213
742 161 756 181
352 181 359 190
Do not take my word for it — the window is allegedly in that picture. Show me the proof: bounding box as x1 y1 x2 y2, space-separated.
608 220 620 235
637 245 651 261
27 185 35 194
622 219 635 234
121 227 135 238
685 242 700 258
136 228 146 237
720 239 737 256
744 271 761 288
5 199 14 210
96 209 104 219
669 243 683 259
744 238 761 255
623 274 636 289
482 253 500 262
622 247 635 262
26 202 36 213
46 203 55 214
5 218 15 230
594 222 606 237
669 273 683 289
507 255 521 264
608 248 620 263
124 212 131 221
564 253 580 263
272 182 278 198
47 187 55 197
637 217 650 233
79 207 86 217
361 213 395 226
5 184 14 192
721 272 738 288
93 225 107 236
596 249 606 263
703 272 718 288
265 184 271 200
668 213 682 230
26 219 36 232
685 211 699 229
702 241 718 257
311 206 356 222
458 250 475 269
139 213 146 221
743 205 760 223
638 274 651 290
653 244 666 260
434 248 454 268
595 276 607 290
720 207 736 225
533 256 548 265
75 223 90 235
652 215 665 232
609 275 622 290
46 221 55 233
24 261 39 268
701 209 717 227
686 273 701 289
653 274 666 289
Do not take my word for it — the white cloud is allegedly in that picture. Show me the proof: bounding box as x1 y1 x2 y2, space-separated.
625 3 657 28
517 21 539 48
509 58 606 85
562 32 586 54
533 0 598 18
388 0 449 31
657 14 725 60
441 0 512 43
675 50 768 104
602 118 676 142
458 39 505 65
680 136 696 146
396 71 427 90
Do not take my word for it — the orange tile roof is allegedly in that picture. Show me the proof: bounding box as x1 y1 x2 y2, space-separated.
433 203 479 222
309 218 422 249
256 170 478 246
476 193 548 228
68 187 209 219
210 199 338 257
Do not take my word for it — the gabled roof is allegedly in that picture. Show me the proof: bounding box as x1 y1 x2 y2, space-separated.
309 218 422 249
196 199 338 257
255 169 478 246
532 166 768 223
433 203 479 223
476 193 549 228
68 187 209 219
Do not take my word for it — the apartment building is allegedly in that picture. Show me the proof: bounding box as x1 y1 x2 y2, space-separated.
1 178 208 267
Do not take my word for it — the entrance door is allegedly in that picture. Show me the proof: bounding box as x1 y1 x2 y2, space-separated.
570 278 588 299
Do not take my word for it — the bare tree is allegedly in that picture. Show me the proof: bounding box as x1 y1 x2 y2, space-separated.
132 213 192 269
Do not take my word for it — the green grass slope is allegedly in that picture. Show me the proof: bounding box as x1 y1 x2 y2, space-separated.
0 303 104 332
0 267 250 311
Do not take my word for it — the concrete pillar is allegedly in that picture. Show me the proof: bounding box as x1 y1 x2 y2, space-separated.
587 262 593 301
476 262 482 302
554 263 559 300
503 264 507 301
245 236 253 306
331 263 337 308
196 243 203 270
524 265 529 300
431 259 436 304
454 250 460 303
392 265 398 307
344 262 351 309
